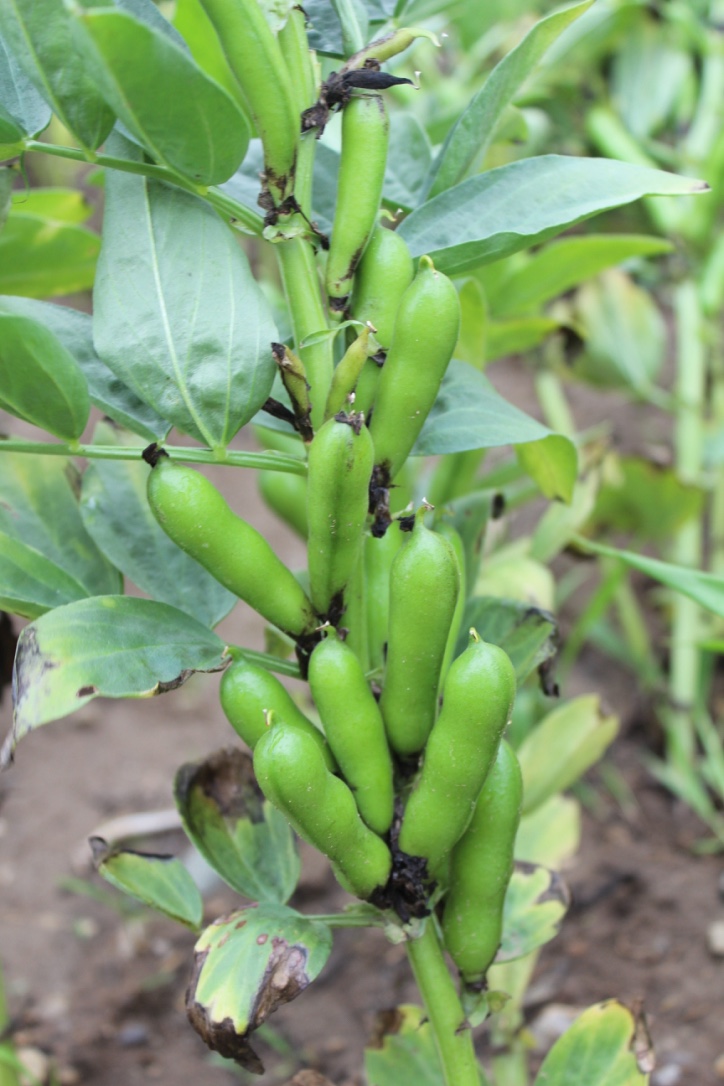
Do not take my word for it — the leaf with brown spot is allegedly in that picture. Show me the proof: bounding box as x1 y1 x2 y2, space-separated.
533 999 654 1084
186 904 332 1074
496 861 570 964
174 749 300 904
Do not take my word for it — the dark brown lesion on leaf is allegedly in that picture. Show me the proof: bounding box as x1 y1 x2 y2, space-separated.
175 747 265 824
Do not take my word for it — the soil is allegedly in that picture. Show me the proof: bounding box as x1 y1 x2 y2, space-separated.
2 359 724 1086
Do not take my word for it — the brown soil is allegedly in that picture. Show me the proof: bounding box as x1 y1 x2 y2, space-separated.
2 363 724 1086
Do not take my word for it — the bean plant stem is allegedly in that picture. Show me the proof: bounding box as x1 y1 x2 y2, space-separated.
331 0 366 55
406 921 486 1086
667 279 706 768
0 440 306 475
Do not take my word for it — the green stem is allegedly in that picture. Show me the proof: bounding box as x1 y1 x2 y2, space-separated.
308 910 386 928
668 279 706 768
25 139 264 235
406 922 486 1086
228 645 302 679
331 0 366 55
277 239 333 430
0 439 306 475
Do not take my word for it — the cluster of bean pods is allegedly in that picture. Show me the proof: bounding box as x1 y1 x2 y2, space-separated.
143 4 522 989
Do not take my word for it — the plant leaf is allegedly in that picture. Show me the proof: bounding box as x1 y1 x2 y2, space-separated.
587 455 703 543
80 421 235 627
533 1000 653 1085
364 1004 446 1086
517 695 619 814
383 113 433 212
0 296 170 440
69 5 249 186
517 434 578 503
91 837 203 931
0 531 93 619
485 317 559 363
425 1 594 199
174 747 300 904
94 153 277 451
10 186 93 224
398 156 708 277
458 596 558 688
0 211 99 297
4 597 228 761
515 794 581 870
0 313 90 440
186 903 332 1074
0 26 51 153
0 0 114 150
490 235 673 317
497 861 570 963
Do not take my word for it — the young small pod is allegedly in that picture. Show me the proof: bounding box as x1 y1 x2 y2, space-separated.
325 94 390 312
379 512 461 757
145 452 317 638
369 257 460 485
306 412 374 620
397 632 516 880
441 740 523 985
308 631 394 835
364 525 403 674
350 224 414 352
253 720 392 900
324 324 375 420
220 657 334 771
258 469 308 539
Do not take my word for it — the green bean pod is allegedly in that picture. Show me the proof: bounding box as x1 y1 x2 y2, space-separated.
350 224 414 351
441 740 523 984
364 525 403 674
258 469 308 539
379 513 461 757
435 521 467 691
197 0 298 205
397 632 516 879
308 631 394 835
369 257 460 484
324 324 375 420
341 27 440 72
146 453 316 638
306 412 374 619
254 721 392 900
220 657 334 770
325 94 390 312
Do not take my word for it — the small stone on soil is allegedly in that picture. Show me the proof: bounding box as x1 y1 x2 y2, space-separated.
707 919 724 956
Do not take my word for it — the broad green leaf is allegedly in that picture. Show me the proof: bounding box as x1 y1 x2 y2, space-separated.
516 434 578 503
304 0 345 55
0 313 90 440
491 235 673 318
0 453 120 598
10 186 93 224
517 696 619 814
187 904 332 1074
172 0 251 108
94 159 277 451
0 26 51 154
587 455 703 543
4 597 228 760
398 156 708 277
474 544 555 611
497 862 569 963
0 296 169 440
531 472 600 564
69 6 249 186
0 531 92 619
80 421 235 627
425 1 594 199
458 596 558 687
174 747 299 904
0 211 99 297
485 317 558 362
383 113 433 212
578 537 724 618
572 270 665 392
364 1004 445 1086
533 1000 653 1085
0 0 114 151
413 361 575 467
515 794 581 869
611 17 692 141
91 837 203 931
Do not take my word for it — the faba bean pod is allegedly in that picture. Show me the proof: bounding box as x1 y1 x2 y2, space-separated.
398 632 516 879
308 631 394 835
441 740 523 984
435 521 466 691
324 324 375 420
380 513 460 756
369 257 460 484
197 0 297 205
254 721 392 900
364 525 403 674
220 657 334 770
326 94 389 312
306 413 374 620
258 469 308 539
350 224 414 351
145 452 316 638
